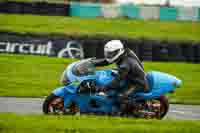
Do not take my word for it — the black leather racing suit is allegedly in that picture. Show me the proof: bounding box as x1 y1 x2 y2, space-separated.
93 48 148 112
93 48 148 95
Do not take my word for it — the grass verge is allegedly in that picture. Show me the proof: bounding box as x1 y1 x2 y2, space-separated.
0 113 200 133
0 13 200 41
0 53 200 104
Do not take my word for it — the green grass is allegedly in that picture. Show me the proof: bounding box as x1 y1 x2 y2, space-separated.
0 113 200 133
0 13 200 41
0 54 76 97
0 54 200 104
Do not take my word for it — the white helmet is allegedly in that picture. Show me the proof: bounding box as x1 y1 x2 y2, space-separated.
104 40 125 63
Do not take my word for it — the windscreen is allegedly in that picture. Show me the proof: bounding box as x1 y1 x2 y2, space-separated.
72 59 95 76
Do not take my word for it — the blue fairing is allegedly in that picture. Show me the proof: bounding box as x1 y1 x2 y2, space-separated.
53 85 77 96
68 94 117 113
53 86 67 97
95 70 116 86
53 84 79 108
135 71 182 99
65 62 116 88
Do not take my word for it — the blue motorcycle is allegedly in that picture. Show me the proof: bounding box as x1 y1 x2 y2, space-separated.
43 59 182 119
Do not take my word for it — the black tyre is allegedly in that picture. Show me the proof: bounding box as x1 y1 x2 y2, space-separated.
131 95 169 119
42 93 64 114
157 96 169 119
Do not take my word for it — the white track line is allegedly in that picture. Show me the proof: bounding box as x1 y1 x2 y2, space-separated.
170 110 185 114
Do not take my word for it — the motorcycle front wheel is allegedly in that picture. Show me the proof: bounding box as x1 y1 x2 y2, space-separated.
43 93 81 115
42 94 65 114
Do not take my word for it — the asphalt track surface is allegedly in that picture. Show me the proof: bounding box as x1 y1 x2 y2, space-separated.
0 97 200 120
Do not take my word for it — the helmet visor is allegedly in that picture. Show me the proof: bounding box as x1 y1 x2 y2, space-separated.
104 49 120 60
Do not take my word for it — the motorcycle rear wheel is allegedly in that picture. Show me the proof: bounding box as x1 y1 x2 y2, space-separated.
132 95 169 119
157 95 169 119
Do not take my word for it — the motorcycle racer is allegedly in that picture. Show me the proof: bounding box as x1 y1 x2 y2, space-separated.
92 40 149 112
